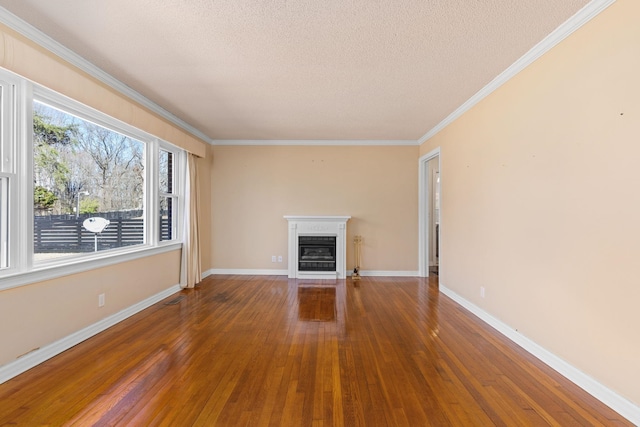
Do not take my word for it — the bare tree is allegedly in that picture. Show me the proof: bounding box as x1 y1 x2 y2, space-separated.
34 102 144 216
72 122 144 212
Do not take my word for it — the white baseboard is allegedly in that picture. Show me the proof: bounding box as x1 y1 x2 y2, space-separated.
204 268 288 276
0 284 181 385
356 270 419 277
203 269 419 278
439 283 640 425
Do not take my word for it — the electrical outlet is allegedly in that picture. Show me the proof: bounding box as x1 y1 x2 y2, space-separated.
271 255 276 263
278 255 283 262
98 293 105 307
480 287 485 298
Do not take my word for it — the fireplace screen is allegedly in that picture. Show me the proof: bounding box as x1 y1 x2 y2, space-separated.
298 236 336 272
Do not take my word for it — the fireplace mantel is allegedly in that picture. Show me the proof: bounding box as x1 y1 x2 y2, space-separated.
284 216 351 279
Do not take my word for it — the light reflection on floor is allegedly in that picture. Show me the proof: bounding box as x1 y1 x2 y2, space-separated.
297 286 336 321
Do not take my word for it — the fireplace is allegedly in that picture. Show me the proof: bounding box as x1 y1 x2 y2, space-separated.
298 236 336 272
284 216 350 279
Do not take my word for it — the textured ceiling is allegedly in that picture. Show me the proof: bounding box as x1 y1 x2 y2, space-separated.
0 0 590 141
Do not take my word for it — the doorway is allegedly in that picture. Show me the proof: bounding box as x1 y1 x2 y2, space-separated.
418 148 440 277
430 167 440 275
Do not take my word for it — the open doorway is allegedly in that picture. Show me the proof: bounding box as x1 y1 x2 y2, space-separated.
418 148 440 277
430 167 440 275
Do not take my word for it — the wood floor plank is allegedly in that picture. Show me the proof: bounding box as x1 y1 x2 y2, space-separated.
0 275 632 426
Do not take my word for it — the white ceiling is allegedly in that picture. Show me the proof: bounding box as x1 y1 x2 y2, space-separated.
0 0 591 142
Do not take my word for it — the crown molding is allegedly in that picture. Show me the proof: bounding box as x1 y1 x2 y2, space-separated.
211 139 418 146
0 7 213 145
417 0 617 145
0 0 615 149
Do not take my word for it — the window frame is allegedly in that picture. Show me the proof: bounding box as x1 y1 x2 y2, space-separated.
0 74 23 277
0 175 9 270
157 143 182 244
0 71 186 291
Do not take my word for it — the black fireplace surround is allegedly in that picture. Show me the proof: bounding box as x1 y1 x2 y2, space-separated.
298 236 337 272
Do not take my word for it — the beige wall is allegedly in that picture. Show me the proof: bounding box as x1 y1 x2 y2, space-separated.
208 145 419 272
0 24 207 156
0 250 181 367
0 22 204 371
3 0 637 411
421 0 639 405
198 145 214 272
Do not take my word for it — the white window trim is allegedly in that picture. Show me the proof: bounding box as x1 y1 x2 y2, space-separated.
0 243 182 291
0 74 27 277
33 87 155 147
0 69 186 291
158 142 184 244
0 78 13 269
0 175 9 269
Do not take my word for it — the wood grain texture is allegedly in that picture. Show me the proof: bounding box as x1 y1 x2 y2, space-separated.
0 275 631 426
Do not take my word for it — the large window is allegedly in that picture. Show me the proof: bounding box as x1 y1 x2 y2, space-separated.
0 69 185 287
33 101 146 261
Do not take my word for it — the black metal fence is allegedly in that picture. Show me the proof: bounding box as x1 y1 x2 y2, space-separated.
38 210 144 222
34 211 171 253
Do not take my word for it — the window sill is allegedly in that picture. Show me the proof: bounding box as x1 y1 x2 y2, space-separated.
0 242 183 292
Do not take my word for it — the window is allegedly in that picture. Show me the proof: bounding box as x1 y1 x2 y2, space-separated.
33 100 146 261
0 68 185 288
0 78 15 272
159 148 178 242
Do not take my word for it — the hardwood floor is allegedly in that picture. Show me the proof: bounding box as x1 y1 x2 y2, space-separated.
0 275 631 426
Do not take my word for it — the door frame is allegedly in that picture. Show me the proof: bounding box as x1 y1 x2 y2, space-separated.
418 147 440 277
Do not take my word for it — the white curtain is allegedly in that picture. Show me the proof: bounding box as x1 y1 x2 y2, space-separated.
180 153 201 288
